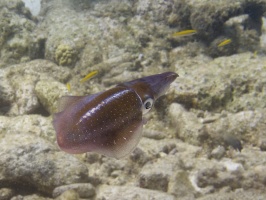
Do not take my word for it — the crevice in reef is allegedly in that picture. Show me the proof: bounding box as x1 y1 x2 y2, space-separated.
30 102 50 117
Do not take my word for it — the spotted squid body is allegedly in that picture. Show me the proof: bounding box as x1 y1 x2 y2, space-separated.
53 72 178 158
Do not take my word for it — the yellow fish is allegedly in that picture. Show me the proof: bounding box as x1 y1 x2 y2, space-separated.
66 83 71 92
217 39 232 47
80 70 98 83
172 29 197 37
253 51 258 57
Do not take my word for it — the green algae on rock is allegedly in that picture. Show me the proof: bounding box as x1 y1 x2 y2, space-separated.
0 60 70 116
35 80 69 114
171 52 266 112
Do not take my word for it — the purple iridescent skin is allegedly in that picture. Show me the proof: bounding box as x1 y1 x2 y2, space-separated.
53 72 178 158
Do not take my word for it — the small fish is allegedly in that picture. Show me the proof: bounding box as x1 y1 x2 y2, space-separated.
80 70 98 83
53 72 178 158
66 83 71 92
253 50 258 58
217 39 232 47
223 135 242 152
172 29 197 37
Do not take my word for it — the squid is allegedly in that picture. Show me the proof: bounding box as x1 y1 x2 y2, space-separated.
53 72 178 158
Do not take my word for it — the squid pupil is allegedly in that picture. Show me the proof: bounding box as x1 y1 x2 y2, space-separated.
145 101 152 109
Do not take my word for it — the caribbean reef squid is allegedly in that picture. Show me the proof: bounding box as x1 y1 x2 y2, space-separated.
53 72 178 158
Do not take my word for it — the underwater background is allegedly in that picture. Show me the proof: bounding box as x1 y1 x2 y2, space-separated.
0 0 266 199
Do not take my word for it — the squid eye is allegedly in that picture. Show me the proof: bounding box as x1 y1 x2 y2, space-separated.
142 98 154 114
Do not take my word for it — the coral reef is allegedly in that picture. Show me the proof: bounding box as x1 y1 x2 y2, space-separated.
0 60 70 116
0 0 44 67
0 133 88 195
55 44 77 66
1 0 266 199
